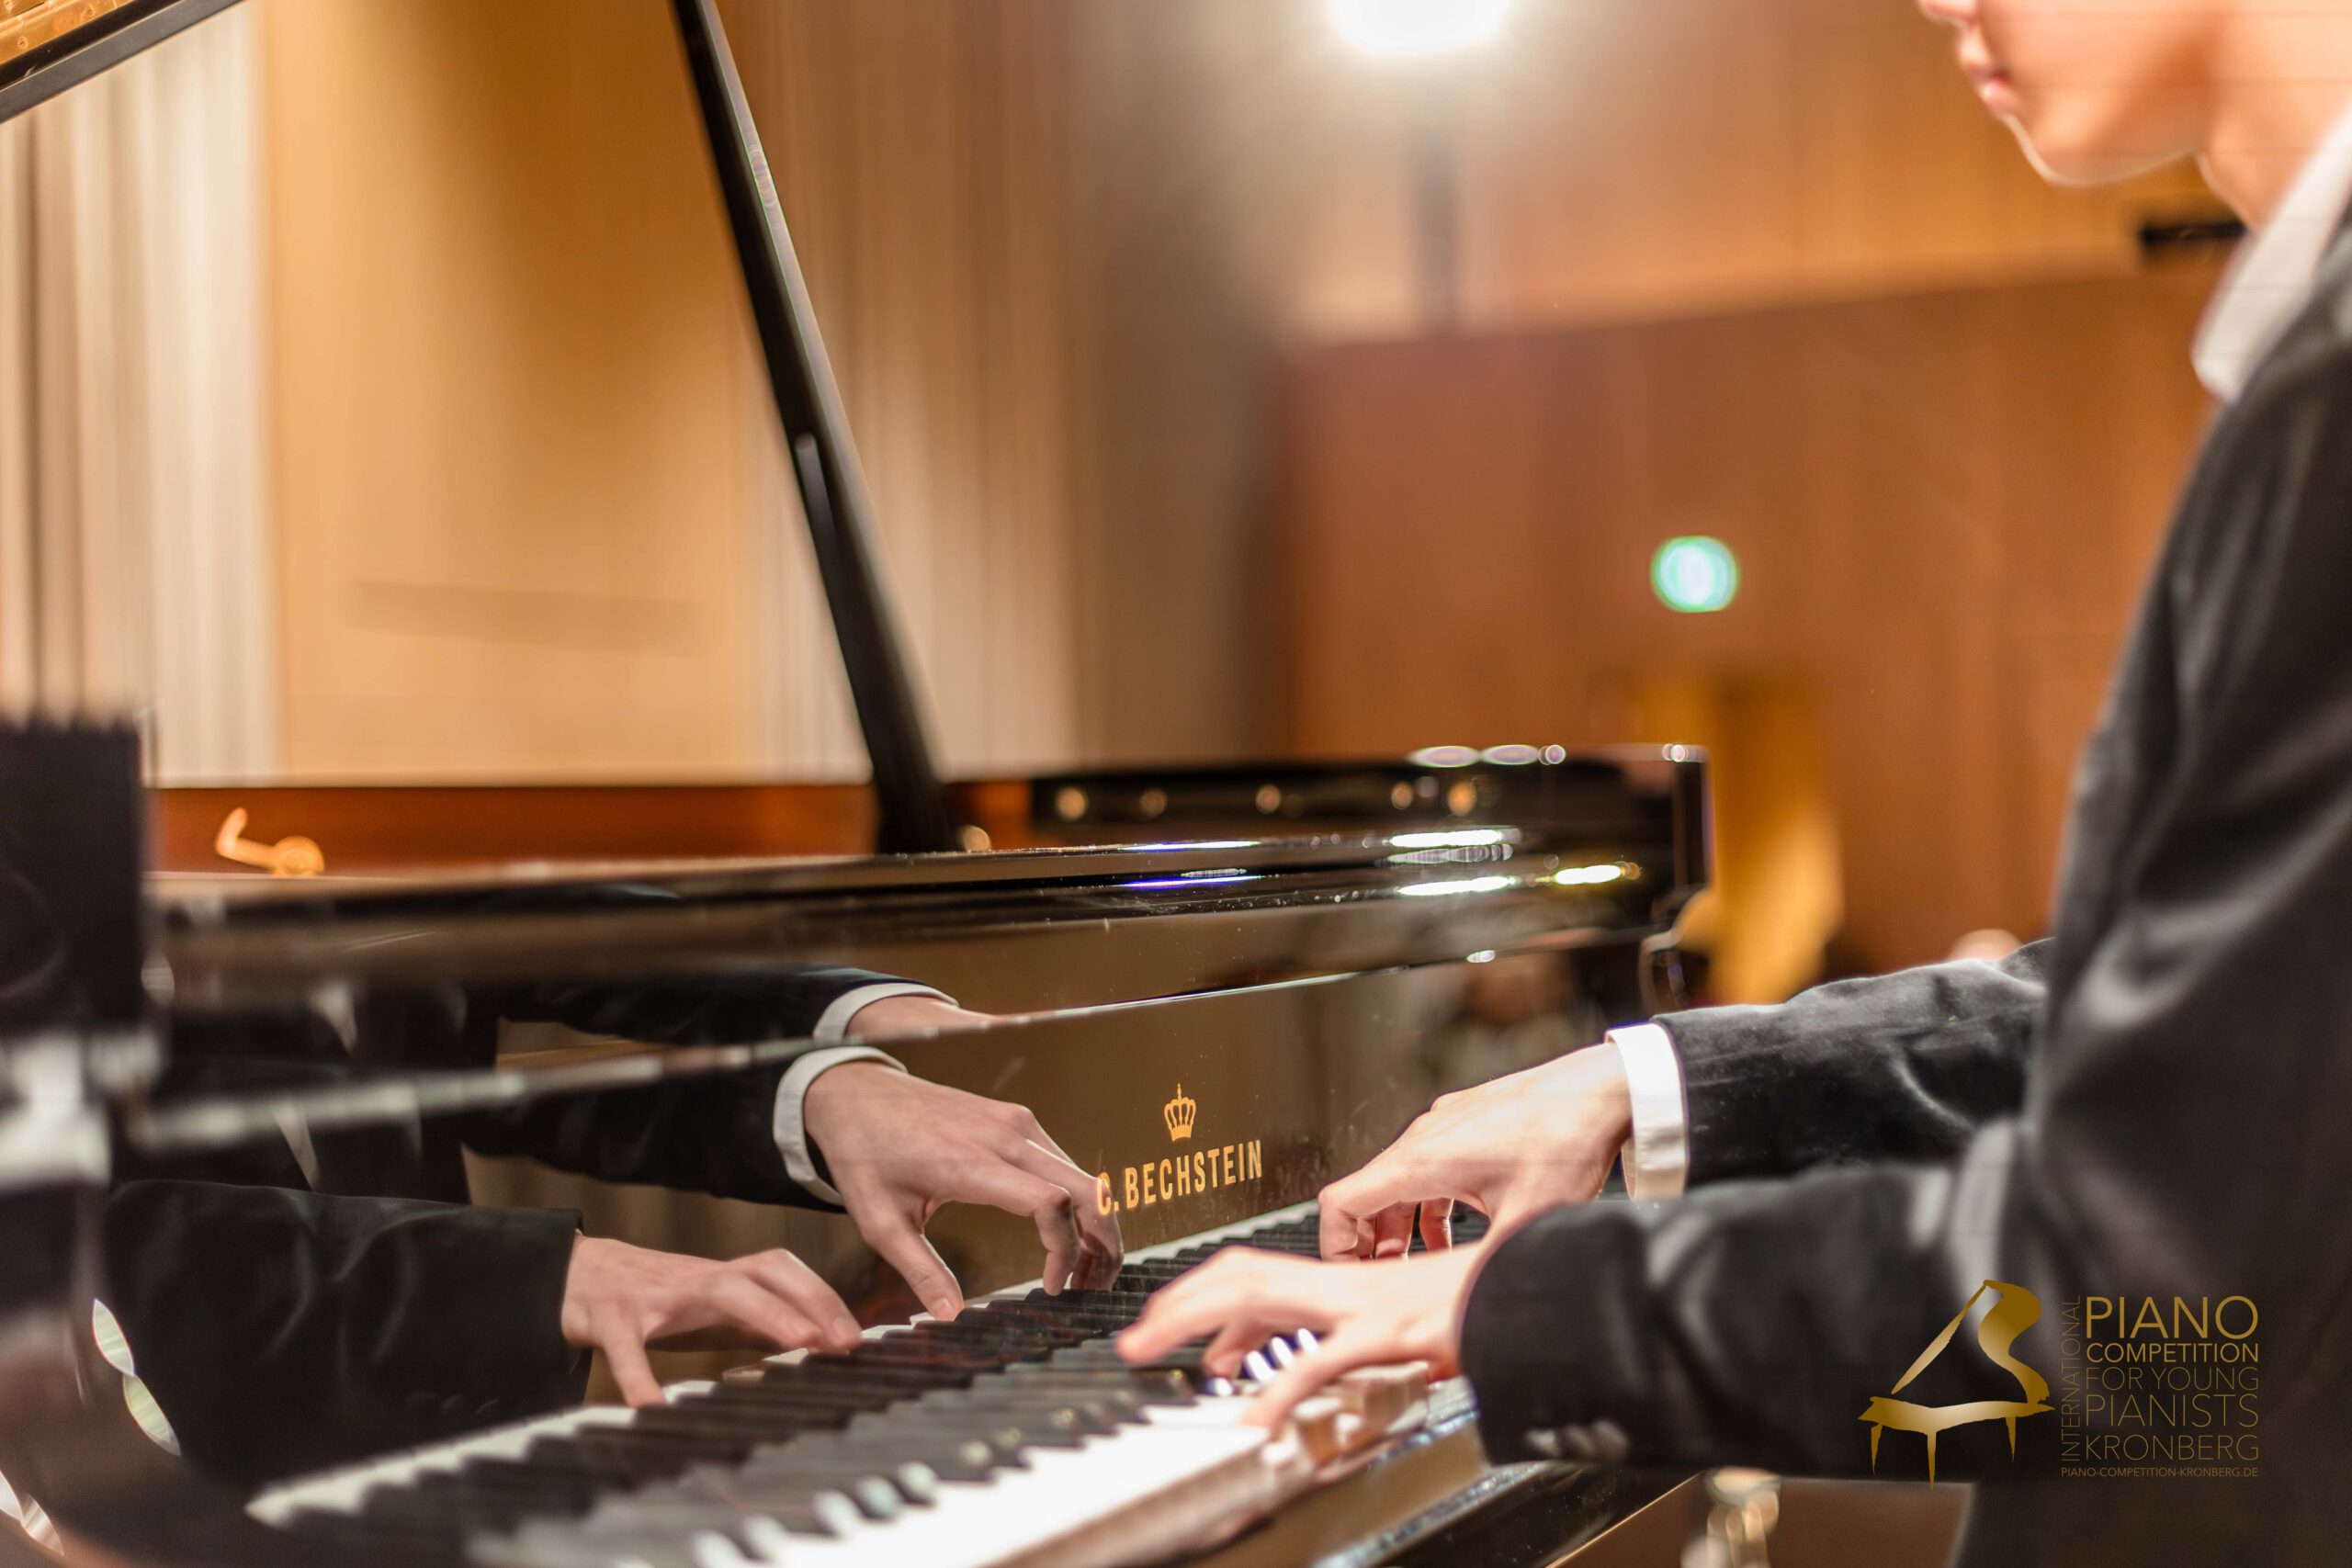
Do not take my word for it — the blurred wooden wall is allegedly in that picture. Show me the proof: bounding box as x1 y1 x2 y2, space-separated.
1277 266 2220 977
261 0 770 780
249 0 2216 789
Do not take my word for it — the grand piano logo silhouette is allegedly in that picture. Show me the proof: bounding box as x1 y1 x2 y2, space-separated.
1164 1085 1197 1142
1861 1280 2052 1483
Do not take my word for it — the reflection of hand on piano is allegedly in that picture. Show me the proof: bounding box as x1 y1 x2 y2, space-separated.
1318 1044 1633 1258
1115 1246 1482 1430
804 1046 1125 1321
560 1235 865 1407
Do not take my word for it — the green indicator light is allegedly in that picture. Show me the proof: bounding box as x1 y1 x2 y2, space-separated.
1652 536 1739 614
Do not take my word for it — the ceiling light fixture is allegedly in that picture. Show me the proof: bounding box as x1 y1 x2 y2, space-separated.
1329 0 1513 59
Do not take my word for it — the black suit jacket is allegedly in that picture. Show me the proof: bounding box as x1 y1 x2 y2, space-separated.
104 958 911 1483
1462 236 2352 1560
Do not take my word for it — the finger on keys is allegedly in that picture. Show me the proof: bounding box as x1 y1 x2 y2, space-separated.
741 1250 862 1352
865 1205 967 1321
963 1159 1080 1294
1369 1203 1413 1260
1204 1319 1281 1378
601 1327 666 1407
1418 1198 1455 1253
701 1272 820 1352
1317 1165 1414 1258
1023 1128 1126 1281
1001 1139 1100 1294
1119 1254 1315 1362
1245 1331 1383 1431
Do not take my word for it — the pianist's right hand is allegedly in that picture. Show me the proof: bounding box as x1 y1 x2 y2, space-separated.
562 1235 863 1406
1318 1044 1631 1258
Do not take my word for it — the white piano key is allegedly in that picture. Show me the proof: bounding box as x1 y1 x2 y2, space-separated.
248 1403 636 1525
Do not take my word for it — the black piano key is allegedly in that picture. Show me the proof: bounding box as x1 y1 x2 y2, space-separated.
522 1430 733 1487
893 1396 1102 1443
355 1484 535 1540
804 1342 1001 1371
728 1449 943 1507
663 1463 905 1524
846 1405 1048 1456
748 1359 975 1395
397 1471 597 1527
778 1429 1008 1483
923 1383 1145 1428
450 1458 606 1508
984 1302 1134 1337
588 1486 859 1542
1049 1337 1211 1378
470 1519 710 1568
1000 1363 1196 1404
282 1506 464 1552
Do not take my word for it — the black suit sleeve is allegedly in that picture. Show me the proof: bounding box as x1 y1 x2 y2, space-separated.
1461 342 2352 1502
101 1181 585 1485
455 964 930 1209
1657 940 2049 1185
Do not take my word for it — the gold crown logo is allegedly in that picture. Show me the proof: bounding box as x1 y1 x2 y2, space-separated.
1163 1084 1197 1142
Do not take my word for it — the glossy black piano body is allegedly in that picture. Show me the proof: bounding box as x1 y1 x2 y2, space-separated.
2 742 1705 1566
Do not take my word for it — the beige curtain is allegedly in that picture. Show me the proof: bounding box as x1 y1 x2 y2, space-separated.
0 4 275 780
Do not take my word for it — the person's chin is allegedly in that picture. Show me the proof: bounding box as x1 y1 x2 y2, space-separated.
2004 98 2182 187
2007 116 2177 188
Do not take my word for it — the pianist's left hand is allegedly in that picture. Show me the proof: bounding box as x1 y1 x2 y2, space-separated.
563 1235 865 1407
804 1008 1124 1319
1114 1246 1484 1430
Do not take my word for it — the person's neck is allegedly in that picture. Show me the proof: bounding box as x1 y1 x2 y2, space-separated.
2200 21 2352 225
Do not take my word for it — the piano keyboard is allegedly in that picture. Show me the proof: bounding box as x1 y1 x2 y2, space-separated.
250 1203 1489 1568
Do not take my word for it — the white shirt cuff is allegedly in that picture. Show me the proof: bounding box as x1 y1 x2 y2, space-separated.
771 984 949 1203
810 983 955 1045
1608 1022 1689 1201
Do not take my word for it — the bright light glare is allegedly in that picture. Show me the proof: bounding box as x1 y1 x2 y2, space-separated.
1554 863 1627 886
1652 536 1740 614
1329 0 1512 57
1391 829 1509 851
1399 875 1513 898
1125 872 1261 891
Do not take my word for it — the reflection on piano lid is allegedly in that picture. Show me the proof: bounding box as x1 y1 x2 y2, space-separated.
0 0 242 121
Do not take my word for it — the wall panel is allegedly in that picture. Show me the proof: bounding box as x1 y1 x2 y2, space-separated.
1278 266 2221 976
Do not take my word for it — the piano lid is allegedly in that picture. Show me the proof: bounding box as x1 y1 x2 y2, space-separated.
0 0 241 121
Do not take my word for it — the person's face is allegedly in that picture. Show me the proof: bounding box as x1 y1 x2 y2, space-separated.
1918 0 2220 183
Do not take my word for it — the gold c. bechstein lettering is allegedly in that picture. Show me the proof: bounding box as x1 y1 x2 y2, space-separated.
1861 1280 2053 1484
1096 1085 1263 1216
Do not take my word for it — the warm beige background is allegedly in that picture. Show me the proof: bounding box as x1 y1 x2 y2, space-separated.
1278 266 2218 979
246 0 2211 787
3 0 2230 986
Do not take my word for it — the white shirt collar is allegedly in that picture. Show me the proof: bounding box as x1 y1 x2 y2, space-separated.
2195 99 2352 401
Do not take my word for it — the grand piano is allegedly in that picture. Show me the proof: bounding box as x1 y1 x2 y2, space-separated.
0 4 1714 1564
